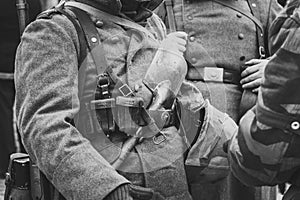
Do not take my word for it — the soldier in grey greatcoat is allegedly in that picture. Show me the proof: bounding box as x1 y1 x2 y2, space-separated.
156 0 282 200
14 0 238 199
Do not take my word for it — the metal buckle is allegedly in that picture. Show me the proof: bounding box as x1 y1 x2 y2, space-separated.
90 98 115 110
153 132 167 145
116 96 144 107
203 67 224 82
119 84 133 97
259 46 266 59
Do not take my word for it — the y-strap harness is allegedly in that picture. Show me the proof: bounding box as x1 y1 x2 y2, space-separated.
38 1 179 140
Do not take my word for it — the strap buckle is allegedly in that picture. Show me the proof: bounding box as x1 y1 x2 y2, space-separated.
153 132 167 145
97 73 111 98
119 84 134 97
203 67 224 82
259 46 266 59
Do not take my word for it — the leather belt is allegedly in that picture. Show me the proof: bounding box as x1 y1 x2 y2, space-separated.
186 67 241 85
0 72 14 80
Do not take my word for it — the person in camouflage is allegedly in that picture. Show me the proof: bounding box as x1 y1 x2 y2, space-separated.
229 0 300 199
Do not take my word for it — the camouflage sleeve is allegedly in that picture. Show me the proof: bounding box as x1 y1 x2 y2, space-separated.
178 81 238 183
229 2 300 187
14 15 129 199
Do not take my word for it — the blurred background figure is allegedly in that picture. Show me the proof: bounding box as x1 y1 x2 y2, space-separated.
0 0 58 199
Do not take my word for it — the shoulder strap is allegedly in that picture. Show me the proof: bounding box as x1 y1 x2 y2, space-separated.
163 0 184 32
165 0 176 32
246 0 267 58
212 0 266 58
65 6 112 79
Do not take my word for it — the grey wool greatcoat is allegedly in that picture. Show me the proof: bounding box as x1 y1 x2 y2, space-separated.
12 0 232 199
156 0 282 200
158 0 281 122
14 0 193 199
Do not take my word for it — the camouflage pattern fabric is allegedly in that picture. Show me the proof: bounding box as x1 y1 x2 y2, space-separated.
229 0 300 187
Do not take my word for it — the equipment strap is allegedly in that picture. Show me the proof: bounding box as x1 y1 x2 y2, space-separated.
212 0 266 58
165 0 176 32
246 0 267 58
65 6 111 79
51 5 88 67
0 72 14 80
213 0 263 32
64 1 155 40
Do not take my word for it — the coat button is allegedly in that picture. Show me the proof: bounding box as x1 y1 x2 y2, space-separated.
91 37 98 43
189 36 195 42
251 3 257 7
236 13 242 18
291 121 300 130
95 20 104 27
187 15 193 20
191 57 197 64
238 33 244 40
161 111 170 122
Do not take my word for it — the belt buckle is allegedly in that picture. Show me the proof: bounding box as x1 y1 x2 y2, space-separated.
203 68 224 82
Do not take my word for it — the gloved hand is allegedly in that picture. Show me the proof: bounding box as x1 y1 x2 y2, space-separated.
160 31 188 56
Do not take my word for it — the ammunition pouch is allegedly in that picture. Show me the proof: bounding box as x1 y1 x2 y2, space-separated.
92 96 180 137
92 74 180 137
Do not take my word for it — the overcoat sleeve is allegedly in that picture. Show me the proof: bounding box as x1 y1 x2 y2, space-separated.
14 14 129 200
229 2 300 186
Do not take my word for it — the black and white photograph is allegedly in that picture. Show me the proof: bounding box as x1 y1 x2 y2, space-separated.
0 0 299 199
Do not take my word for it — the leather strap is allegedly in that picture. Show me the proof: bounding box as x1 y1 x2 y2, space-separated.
165 0 176 32
16 0 29 36
64 1 151 86
65 1 155 39
65 6 112 78
213 0 266 58
212 0 263 32
246 0 267 58
0 72 14 80
186 67 241 85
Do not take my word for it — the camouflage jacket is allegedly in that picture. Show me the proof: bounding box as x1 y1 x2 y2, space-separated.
229 0 300 187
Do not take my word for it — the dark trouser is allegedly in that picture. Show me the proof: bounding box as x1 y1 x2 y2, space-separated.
0 79 16 177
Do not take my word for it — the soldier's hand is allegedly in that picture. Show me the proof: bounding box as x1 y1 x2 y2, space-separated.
240 59 269 92
104 184 133 200
160 31 188 55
